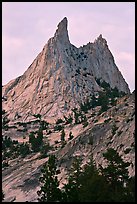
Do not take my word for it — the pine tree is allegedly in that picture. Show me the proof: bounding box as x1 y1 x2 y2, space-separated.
68 131 74 140
78 156 110 202
37 155 62 202
63 157 82 202
99 148 131 202
61 129 67 148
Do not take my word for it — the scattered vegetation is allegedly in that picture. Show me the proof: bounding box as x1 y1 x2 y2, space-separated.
111 123 118 135
79 78 126 116
124 148 131 154
68 132 74 140
56 118 64 125
117 130 123 136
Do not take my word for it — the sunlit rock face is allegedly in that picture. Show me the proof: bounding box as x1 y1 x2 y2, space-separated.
2 17 130 122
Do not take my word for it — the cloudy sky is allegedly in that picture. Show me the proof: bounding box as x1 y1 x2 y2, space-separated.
2 2 135 92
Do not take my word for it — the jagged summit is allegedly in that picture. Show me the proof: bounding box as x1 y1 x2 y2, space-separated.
57 17 68 32
54 17 70 44
94 34 107 45
2 17 130 122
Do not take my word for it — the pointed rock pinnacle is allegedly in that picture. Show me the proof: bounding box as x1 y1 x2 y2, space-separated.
54 17 70 44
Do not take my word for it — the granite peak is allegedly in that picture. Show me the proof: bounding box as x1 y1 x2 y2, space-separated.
2 17 130 122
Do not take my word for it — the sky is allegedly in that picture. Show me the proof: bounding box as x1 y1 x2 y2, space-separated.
2 2 135 92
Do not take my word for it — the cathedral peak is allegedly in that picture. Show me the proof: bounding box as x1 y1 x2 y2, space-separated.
57 17 68 30
54 17 70 44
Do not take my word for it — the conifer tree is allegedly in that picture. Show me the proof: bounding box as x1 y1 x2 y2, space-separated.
63 157 82 202
68 131 74 140
99 148 131 202
61 129 65 142
37 155 62 202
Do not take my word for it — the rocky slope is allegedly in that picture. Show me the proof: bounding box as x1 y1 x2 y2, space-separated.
2 91 135 202
2 17 130 123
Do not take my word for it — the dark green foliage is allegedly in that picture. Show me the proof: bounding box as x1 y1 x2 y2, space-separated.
79 157 110 202
104 118 111 123
2 136 31 160
40 143 51 158
47 130 52 135
119 144 124 149
2 136 13 149
99 148 132 202
56 118 64 124
68 132 74 140
111 123 118 135
110 97 117 106
60 127 67 148
2 161 9 168
61 129 65 142
111 87 120 98
29 129 43 152
96 78 101 86
95 78 127 108
2 114 10 130
100 80 110 90
76 69 80 74
126 117 132 123
91 94 97 108
28 131 34 141
40 120 49 130
19 142 30 158
54 125 63 131
33 113 41 119
37 155 63 202
100 148 130 184
82 115 88 128
97 92 109 112
64 115 73 124
80 78 121 113
126 176 135 202
117 130 123 136
2 109 6 115
94 119 98 123
124 148 131 154
17 122 27 127
80 98 91 113
63 157 83 202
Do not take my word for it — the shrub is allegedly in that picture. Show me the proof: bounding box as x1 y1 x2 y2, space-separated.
56 118 64 124
117 130 122 136
68 132 74 140
54 125 63 131
111 123 118 135
124 148 131 154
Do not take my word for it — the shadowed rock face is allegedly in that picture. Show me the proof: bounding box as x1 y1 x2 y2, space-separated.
2 17 130 122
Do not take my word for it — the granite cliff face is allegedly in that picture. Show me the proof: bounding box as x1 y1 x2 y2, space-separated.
2 17 130 122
